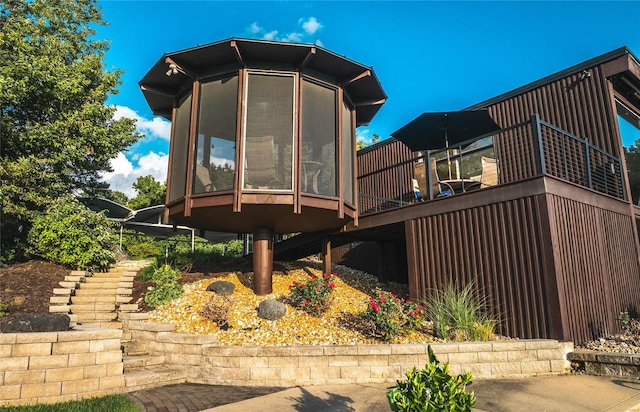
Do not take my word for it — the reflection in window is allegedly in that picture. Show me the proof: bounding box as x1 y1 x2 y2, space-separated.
342 102 354 204
244 73 294 190
169 93 192 202
301 80 337 196
194 76 238 193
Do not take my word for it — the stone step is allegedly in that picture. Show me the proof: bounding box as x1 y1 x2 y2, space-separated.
70 270 90 277
64 275 85 283
80 282 120 289
78 320 123 329
119 312 150 322
71 295 117 304
70 303 116 312
118 304 139 312
53 288 73 296
122 340 149 356
124 354 166 370
50 296 71 305
124 368 187 392
74 288 118 296
117 296 133 304
85 275 125 281
49 305 70 313
74 312 118 322
59 281 79 288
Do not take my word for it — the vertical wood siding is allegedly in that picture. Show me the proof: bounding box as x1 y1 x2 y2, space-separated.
547 194 640 343
484 65 619 156
406 195 555 340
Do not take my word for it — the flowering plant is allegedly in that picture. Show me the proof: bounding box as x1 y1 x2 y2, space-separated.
361 289 425 341
289 273 337 316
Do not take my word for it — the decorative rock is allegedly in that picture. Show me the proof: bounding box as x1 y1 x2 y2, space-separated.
0 313 70 333
206 281 236 296
257 299 286 321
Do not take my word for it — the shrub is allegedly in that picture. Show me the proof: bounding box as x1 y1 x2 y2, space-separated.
289 273 337 316
126 241 162 259
0 302 8 317
137 264 157 282
360 289 425 341
387 345 475 412
424 282 496 341
144 265 183 307
27 197 117 271
201 294 234 328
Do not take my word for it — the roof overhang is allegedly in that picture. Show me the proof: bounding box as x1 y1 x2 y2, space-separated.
139 38 387 126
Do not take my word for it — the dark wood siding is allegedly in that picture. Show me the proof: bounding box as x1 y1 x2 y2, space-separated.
403 179 640 344
480 65 619 156
404 192 557 340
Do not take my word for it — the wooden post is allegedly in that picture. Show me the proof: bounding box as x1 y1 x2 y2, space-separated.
321 237 331 275
253 227 274 295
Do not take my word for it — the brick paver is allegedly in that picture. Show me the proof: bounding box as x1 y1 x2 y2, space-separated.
126 383 289 412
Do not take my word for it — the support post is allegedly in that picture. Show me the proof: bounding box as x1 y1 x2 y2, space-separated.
253 227 274 295
321 237 332 275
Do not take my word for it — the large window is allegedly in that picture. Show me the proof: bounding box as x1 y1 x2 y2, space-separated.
194 76 238 193
168 93 192 202
243 73 295 191
301 79 337 196
342 102 354 204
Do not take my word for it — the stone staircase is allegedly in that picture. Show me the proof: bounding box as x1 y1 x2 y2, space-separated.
49 261 187 391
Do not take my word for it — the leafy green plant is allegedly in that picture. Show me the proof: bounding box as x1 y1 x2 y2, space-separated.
0 302 9 317
387 345 475 412
360 289 425 341
26 197 117 271
137 264 157 282
289 273 337 316
424 282 496 341
144 265 183 307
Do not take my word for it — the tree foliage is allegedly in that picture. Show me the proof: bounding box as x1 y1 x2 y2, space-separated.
0 0 141 259
127 175 166 210
27 196 118 271
624 141 640 205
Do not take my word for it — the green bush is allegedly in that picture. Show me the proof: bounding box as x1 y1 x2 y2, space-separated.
289 273 337 316
137 264 157 282
27 197 117 271
144 265 183 307
387 345 475 412
360 289 425 341
0 302 9 317
424 282 496 341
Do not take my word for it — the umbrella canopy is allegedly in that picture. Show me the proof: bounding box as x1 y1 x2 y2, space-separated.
391 110 501 152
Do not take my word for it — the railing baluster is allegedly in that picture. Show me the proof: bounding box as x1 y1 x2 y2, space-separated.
585 139 592 189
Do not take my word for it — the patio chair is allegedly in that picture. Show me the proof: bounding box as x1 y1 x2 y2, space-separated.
194 163 216 193
479 156 498 188
245 136 281 189
430 158 454 197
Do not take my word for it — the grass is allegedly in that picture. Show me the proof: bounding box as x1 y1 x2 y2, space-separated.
423 281 497 341
0 394 139 412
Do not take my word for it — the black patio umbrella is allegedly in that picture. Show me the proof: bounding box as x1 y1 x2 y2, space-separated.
391 109 501 152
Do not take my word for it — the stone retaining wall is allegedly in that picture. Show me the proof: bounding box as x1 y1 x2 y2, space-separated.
0 328 124 407
568 349 640 377
129 321 573 386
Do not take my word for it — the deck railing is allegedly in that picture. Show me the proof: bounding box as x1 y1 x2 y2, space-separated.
358 115 625 216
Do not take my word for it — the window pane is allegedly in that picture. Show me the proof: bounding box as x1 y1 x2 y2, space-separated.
244 73 294 190
169 93 192 202
302 80 336 196
194 76 238 193
342 103 354 204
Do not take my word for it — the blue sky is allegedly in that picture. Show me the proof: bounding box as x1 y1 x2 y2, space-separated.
96 1 640 196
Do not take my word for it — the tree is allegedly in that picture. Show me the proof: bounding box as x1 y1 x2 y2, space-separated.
128 175 166 210
0 0 141 259
356 133 381 151
624 141 640 205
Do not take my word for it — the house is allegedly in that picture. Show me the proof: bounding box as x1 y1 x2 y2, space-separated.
324 46 640 345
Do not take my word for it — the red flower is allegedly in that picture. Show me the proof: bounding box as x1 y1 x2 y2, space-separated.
329 283 335 289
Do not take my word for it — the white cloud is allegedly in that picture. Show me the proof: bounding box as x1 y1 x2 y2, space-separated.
263 30 278 41
114 105 171 140
101 152 169 198
248 22 261 34
301 17 322 35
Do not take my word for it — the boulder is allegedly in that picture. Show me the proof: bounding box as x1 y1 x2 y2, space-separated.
206 281 236 296
257 299 286 321
1 313 70 333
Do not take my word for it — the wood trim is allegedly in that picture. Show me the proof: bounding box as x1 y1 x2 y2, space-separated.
184 81 200 217
164 104 177 223
404 220 419 300
241 193 294 205
234 68 246 213
337 89 344 220
295 73 303 214
191 193 234 208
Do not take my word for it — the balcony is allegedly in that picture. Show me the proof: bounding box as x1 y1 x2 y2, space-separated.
358 115 625 216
